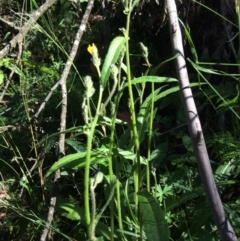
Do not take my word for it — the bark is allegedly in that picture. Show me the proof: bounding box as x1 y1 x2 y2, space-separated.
166 0 237 240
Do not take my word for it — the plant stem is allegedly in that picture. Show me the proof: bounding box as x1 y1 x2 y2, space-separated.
112 58 125 235
104 68 121 240
84 86 104 238
89 181 96 240
125 7 141 218
147 82 155 192
108 104 116 241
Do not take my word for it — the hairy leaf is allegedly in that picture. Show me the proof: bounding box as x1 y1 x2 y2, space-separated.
101 36 127 87
138 190 170 241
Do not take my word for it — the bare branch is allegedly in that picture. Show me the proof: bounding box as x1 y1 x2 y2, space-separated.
0 24 23 102
0 0 58 103
0 125 22 132
33 81 61 119
40 0 95 240
166 0 237 240
0 17 21 30
0 0 58 60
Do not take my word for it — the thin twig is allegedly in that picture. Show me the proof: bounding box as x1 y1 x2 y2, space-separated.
18 158 38 198
0 17 21 30
33 80 61 119
0 125 22 131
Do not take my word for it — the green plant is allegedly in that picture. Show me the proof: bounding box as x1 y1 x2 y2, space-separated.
1 0 240 240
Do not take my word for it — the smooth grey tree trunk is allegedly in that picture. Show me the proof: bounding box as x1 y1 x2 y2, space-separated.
166 0 237 240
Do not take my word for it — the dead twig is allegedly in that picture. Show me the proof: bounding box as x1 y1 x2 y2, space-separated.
0 6 24 102
0 0 58 61
0 17 21 30
33 80 60 119
0 0 58 102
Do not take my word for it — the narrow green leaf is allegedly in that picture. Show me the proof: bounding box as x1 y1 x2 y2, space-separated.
138 190 170 241
155 83 205 102
189 59 240 80
58 202 82 221
179 19 198 62
101 36 127 87
116 229 141 237
124 76 177 87
45 149 108 177
217 85 239 109
0 71 4 85
45 152 86 177
194 65 223 74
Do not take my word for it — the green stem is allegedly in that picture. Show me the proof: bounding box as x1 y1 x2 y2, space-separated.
89 181 96 240
147 82 155 192
108 112 115 241
113 57 125 235
84 86 104 238
125 7 141 218
95 183 115 226
116 177 123 229
105 72 120 240
102 75 118 111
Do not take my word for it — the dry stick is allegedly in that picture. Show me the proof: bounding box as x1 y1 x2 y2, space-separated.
0 17 21 30
0 125 21 131
39 1 95 240
166 0 237 240
0 0 58 61
0 36 23 102
0 0 58 102
34 80 61 118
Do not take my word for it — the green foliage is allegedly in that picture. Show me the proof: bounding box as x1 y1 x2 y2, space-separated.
1 0 240 240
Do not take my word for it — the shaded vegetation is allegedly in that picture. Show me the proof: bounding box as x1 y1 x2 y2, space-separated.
0 0 240 240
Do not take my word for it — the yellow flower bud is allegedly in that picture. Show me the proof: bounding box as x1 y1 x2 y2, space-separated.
87 43 101 77
87 43 98 56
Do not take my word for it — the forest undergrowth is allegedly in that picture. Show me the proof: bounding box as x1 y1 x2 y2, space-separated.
0 0 240 240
